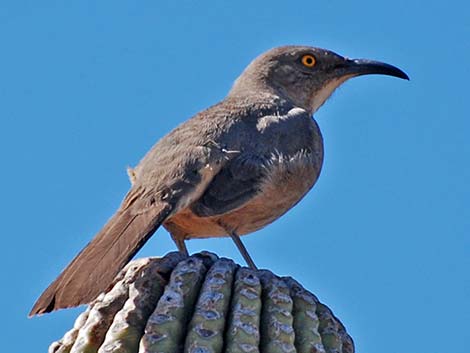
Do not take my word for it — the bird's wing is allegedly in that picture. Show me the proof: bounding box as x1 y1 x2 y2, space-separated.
190 153 267 217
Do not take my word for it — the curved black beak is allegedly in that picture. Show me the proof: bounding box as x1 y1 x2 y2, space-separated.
343 58 409 80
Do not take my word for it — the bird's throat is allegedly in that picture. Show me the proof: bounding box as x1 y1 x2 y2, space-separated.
310 75 353 114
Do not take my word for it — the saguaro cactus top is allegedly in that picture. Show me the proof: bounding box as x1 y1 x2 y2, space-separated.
49 252 354 353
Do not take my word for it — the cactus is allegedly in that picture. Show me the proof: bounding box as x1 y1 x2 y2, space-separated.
49 252 354 353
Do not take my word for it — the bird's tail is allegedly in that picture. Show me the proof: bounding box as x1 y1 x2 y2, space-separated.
29 188 172 316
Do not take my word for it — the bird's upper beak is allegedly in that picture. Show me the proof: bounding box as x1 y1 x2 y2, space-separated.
339 58 409 80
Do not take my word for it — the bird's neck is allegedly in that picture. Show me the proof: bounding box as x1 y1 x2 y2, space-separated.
229 76 317 116
228 79 311 116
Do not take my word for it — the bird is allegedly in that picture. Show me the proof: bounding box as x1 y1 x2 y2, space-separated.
30 45 408 316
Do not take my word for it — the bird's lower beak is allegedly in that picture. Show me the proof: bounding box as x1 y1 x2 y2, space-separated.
342 58 409 80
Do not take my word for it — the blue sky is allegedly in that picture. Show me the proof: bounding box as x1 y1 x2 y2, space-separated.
1 1 468 352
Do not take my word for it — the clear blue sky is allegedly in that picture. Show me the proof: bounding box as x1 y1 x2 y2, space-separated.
1 1 468 352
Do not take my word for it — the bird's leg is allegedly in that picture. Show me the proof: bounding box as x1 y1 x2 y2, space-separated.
176 238 189 256
170 233 189 256
217 221 257 269
228 231 258 270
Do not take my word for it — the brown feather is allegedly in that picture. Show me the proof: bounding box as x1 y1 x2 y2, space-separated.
29 189 172 316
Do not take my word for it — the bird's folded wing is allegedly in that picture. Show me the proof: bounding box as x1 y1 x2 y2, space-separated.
190 153 266 217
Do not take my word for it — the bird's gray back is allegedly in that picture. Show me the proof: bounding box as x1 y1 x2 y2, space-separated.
134 94 321 187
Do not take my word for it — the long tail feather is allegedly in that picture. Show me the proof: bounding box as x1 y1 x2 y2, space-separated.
30 194 172 316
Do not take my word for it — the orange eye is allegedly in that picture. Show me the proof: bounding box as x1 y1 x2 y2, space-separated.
301 54 316 68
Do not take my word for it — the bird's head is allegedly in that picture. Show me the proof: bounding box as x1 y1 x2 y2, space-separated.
229 45 409 114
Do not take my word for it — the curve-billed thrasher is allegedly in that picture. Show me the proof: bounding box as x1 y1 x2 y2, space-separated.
30 45 408 316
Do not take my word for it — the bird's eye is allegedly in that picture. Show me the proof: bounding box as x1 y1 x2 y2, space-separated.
301 54 316 68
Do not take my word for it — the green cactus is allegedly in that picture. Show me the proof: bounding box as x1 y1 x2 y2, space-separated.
49 252 354 353
184 258 237 353
140 256 209 353
224 268 262 353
